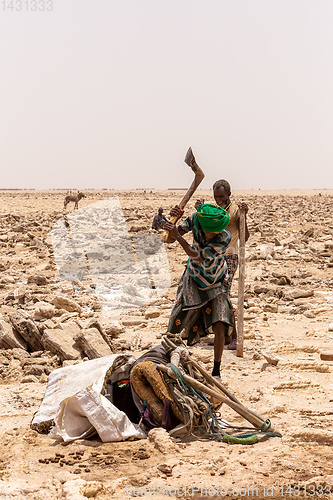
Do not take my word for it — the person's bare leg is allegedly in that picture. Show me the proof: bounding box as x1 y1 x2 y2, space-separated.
225 260 237 350
226 323 237 350
212 321 225 376
225 296 237 350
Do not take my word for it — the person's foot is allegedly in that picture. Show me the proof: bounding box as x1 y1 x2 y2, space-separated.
211 361 221 378
225 338 237 350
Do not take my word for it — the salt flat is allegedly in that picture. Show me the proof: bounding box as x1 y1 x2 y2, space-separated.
0 189 332 499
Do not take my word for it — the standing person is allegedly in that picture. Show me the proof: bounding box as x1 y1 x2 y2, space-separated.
164 203 233 378
196 179 249 350
152 207 167 230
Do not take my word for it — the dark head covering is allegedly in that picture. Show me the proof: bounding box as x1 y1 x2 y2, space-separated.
196 203 230 233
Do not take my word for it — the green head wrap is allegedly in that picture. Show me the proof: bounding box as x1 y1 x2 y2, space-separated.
196 203 230 233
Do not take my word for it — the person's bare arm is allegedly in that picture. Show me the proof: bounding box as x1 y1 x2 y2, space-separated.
164 205 186 242
163 221 203 262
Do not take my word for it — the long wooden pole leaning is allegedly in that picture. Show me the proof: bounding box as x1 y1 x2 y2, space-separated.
236 209 246 357
162 336 265 422
156 364 275 432
164 147 205 243
187 355 265 422
187 356 241 405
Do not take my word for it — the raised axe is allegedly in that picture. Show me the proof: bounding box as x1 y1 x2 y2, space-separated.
163 147 205 243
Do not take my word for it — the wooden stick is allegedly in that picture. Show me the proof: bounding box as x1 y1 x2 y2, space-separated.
156 364 275 432
236 209 246 357
185 356 267 423
162 337 266 425
162 337 240 402
187 356 241 405
320 353 333 361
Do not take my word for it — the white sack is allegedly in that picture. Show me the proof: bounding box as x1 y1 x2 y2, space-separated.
31 354 146 442
54 382 145 442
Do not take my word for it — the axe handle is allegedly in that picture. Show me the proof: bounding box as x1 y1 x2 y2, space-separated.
177 164 205 210
164 155 204 242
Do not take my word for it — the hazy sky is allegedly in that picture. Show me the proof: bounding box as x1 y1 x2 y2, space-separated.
1 1 333 190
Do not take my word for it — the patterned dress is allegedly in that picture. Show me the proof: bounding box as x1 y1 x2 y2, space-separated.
167 213 234 345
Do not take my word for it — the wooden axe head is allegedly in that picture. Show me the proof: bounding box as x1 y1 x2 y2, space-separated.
184 148 205 183
184 147 196 167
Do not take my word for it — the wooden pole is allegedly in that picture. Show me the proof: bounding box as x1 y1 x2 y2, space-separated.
236 210 246 357
161 337 264 422
187 356 241 404
156 364 275 431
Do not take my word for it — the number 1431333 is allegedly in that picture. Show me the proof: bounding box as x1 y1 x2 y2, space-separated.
1 0 53 11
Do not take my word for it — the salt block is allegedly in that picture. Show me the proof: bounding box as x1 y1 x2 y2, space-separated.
74 327 112 359
42 328 81 360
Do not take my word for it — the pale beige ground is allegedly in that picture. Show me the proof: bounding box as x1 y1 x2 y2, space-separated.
0 189 332 499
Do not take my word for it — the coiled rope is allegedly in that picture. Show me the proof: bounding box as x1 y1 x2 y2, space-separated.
166 363 280 444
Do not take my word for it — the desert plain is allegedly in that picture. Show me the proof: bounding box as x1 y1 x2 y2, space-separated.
0 188 332 499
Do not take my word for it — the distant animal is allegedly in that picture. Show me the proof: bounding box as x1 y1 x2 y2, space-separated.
64 191 86 210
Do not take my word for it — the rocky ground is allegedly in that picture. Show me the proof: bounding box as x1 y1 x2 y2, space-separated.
0 189 332 499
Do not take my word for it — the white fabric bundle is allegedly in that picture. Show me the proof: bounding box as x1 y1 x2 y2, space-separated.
31 354 146 442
